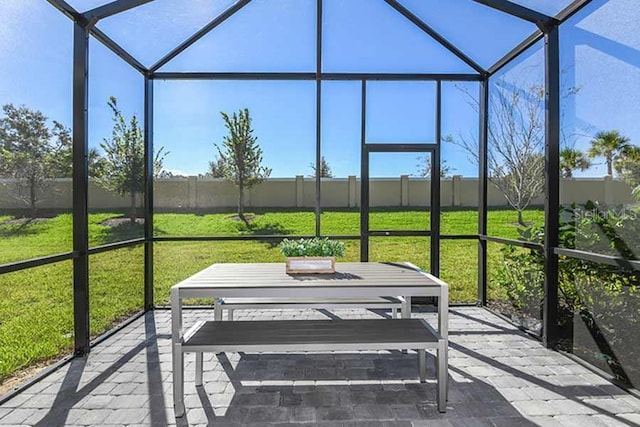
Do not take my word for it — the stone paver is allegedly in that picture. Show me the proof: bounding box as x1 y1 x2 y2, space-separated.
0 307 639 426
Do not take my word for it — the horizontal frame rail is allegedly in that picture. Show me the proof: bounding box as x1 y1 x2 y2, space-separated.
152 72 483 81
479 234 544 251
87 238 146 255
153 234 478 242
554 247 640 271
368 230 431 237
323 73 483 81
440 234 479 240
153 235 362 242
365 143 437 152
0 252 77 275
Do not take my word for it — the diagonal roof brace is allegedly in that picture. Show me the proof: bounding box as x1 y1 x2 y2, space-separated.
91 27 148 74
149 0 253 73
384 0 487 76
471 0 559 32
46 0 82 21
83 0 156 28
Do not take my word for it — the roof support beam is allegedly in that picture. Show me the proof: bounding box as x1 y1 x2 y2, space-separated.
150 0 252 73
47 0 147 74
471 0 558 31
556 0 594 22
84 0 155 24
489 30 542 75
91 27 147 74
46 0 81 20
487 0 592 76
384 0 487 76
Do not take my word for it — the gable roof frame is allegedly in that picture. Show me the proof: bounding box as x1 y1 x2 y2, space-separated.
487 0 594 76
83 0 156 27
471 0 559 31
46 0 148 74
149 0 253 73
46 0 595 84
383 0 487 76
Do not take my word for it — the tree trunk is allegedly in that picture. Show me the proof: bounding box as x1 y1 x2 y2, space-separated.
517 209 526 227
30 179 37 218
238 185 248 225
130 192 136 224
607 155 613 176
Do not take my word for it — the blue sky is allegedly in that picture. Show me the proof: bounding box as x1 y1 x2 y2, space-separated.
1 0 639 179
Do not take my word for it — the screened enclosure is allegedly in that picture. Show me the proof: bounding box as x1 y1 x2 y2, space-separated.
1 0 639 393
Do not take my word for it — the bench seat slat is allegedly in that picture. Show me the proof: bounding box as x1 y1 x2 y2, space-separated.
183 319 438 348
220 297 402 305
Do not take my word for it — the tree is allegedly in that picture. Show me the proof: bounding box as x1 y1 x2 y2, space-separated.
588 130 630 176
450 82 549 225
215 108 271 224
48 121 106 179
415 156 454 178
309 156 334 178
614 145 640 198
560 147 591 178
98 96 167 224
0 104 64 216
208 157 226 178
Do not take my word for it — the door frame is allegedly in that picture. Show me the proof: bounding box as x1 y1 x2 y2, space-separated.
360 143 441 276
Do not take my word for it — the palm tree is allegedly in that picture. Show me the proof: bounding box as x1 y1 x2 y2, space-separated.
588 130 630 176
560 148 591 178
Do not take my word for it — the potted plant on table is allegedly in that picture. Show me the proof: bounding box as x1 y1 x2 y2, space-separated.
279 237 345 274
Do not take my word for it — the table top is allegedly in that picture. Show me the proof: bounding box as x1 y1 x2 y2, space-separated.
173 262 446 291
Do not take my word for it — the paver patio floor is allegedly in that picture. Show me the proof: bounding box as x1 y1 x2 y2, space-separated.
1 307 639 426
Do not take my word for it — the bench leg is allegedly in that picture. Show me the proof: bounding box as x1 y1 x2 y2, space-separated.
402 298 411 353
214 299 222 321
172 343 185 417
401 296 411 319
391 308 397 319
195 352 203 386
437 341 447 413
418 349 426 382
228 308 234 321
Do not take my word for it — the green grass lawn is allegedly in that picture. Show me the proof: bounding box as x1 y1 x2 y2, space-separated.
0 207 543 382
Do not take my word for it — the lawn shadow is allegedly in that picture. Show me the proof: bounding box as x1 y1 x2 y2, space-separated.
0 217 46 237
100 218 145 244
236 221 293 248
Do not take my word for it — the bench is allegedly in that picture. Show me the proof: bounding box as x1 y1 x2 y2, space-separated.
172 318 447 417
215 296 405 320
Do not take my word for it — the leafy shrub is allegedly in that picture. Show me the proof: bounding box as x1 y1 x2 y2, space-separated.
279 237 345 257
494 243 544 318
493 202 640 386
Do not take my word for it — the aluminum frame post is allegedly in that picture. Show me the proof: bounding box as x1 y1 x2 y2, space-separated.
543 26 560 349
315 0 322 237
144 76 154 311
360 81 369 262
478 79 489 306
431 82 441 276
72 21 90 356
